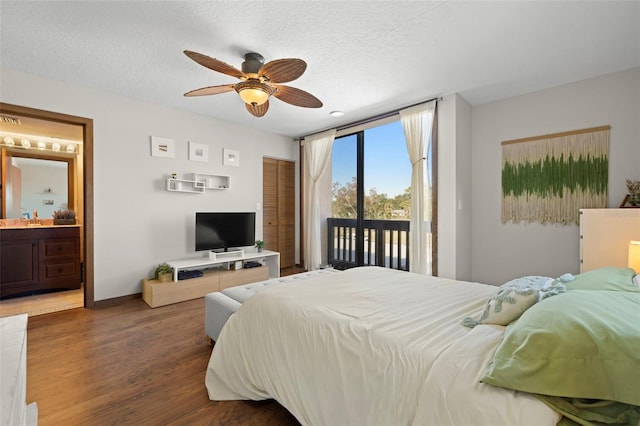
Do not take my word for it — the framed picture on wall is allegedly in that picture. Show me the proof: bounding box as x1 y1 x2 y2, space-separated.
150 136 175 158
189 142 209 162
223 148 240 167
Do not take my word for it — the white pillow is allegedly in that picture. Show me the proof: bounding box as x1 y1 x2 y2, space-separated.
462 275 567 328
633 274 640 288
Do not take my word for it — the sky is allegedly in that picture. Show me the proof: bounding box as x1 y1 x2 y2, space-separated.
332 120 412 197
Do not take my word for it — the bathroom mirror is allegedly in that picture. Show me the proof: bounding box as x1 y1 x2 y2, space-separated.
1 150 76 219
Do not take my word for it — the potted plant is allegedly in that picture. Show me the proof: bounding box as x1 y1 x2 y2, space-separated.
626 179 640 206
53 209 76 225
154 263 173 283
255 240 265 252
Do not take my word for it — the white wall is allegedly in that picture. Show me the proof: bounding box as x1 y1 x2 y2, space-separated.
471 67 640 285
4 67 637 297
1 68 297 301
454 96 472 281
436 93 473 281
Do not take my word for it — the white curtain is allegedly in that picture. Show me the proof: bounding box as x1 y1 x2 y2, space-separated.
303 129 336 271
400 100 436 275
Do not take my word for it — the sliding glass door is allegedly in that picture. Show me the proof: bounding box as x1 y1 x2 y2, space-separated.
329 120 416 270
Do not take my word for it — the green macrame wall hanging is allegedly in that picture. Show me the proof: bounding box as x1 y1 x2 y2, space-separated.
502 126 609 225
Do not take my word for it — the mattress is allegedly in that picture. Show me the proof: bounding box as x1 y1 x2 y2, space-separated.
205 266 559 425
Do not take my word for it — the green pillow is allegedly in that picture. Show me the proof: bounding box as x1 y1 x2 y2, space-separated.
562 267 638 292
481 289 640 406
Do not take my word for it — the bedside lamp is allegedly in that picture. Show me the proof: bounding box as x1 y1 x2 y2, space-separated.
629 241 640 273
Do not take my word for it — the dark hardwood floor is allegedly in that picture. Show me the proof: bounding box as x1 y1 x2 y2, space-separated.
26 296 301 425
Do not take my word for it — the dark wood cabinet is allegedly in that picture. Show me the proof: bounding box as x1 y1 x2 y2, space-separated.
1 232 38 289
0 227 81 299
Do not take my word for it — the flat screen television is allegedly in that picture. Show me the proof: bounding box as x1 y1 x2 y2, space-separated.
195 212 256 252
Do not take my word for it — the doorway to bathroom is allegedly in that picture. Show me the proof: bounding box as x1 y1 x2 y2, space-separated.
0 103 94 316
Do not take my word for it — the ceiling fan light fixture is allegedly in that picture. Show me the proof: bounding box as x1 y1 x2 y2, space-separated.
184 50 321 115
235 80 273 106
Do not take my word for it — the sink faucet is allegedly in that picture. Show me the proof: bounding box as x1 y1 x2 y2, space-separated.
27 210 41 225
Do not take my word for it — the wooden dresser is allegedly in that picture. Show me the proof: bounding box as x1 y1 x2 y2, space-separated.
0 226 81 299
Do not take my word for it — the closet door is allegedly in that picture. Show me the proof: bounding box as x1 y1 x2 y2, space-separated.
263 158 279 255
277 160 295 268
263 158 295 269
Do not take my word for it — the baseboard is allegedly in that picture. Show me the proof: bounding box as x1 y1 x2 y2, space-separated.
93 292 141 308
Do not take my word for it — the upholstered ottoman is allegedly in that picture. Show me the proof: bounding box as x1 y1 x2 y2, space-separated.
205 269 339 342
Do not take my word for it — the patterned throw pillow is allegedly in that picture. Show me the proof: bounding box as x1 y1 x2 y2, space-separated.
462 275 569 328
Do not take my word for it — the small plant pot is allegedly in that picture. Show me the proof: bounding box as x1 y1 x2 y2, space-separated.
54 219 76 225
157 272 172 283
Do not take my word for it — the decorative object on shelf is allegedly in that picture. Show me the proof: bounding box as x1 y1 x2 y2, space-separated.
223 148 240 167
255 240 265 252
52 209 76 225
188 141 209 162
501 126 610 225
622 179 640 207
154 263 173 283
150 136 175 158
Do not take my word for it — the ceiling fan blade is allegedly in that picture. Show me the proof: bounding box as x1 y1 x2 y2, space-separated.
272 85 323 108
259 59 306 83
184 84 235 97
245 100 269 117
184 50 246 79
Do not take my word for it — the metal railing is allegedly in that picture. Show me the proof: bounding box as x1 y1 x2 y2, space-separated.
327 218 410 271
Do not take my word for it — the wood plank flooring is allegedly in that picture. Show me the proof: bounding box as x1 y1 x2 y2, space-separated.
0 288 83 318
26 297 301 425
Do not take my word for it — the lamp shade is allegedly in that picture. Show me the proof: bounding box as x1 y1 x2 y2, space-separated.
235 80 273 106
239 88 268 105
629 241 640 273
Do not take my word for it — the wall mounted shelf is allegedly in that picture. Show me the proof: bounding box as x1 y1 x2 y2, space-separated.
165 173 230 193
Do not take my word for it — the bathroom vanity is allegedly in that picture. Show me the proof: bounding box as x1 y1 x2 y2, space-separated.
0 225 81 299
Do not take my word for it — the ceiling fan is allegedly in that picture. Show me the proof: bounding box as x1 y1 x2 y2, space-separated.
183 51 323 117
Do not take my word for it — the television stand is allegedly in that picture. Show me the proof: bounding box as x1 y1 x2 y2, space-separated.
141 250 281 308
166 249 280 282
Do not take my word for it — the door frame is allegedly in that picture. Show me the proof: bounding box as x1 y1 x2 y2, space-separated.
0 103 95 307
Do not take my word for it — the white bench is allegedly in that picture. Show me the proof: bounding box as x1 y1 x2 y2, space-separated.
205 269 340 342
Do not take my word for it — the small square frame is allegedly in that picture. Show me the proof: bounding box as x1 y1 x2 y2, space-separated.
189 142 209 162
223 148 240 167
150 136 175 158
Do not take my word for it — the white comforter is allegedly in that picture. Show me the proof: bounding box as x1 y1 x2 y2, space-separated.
205 267 560 426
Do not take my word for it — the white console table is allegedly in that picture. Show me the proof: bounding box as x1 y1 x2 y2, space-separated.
166 249 280 282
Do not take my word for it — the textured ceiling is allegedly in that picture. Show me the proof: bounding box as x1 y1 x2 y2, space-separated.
1 1 639 139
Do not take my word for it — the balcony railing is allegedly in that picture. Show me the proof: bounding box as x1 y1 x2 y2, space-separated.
327 218 410 271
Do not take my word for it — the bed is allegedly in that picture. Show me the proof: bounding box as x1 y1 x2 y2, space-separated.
205 266 640 426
